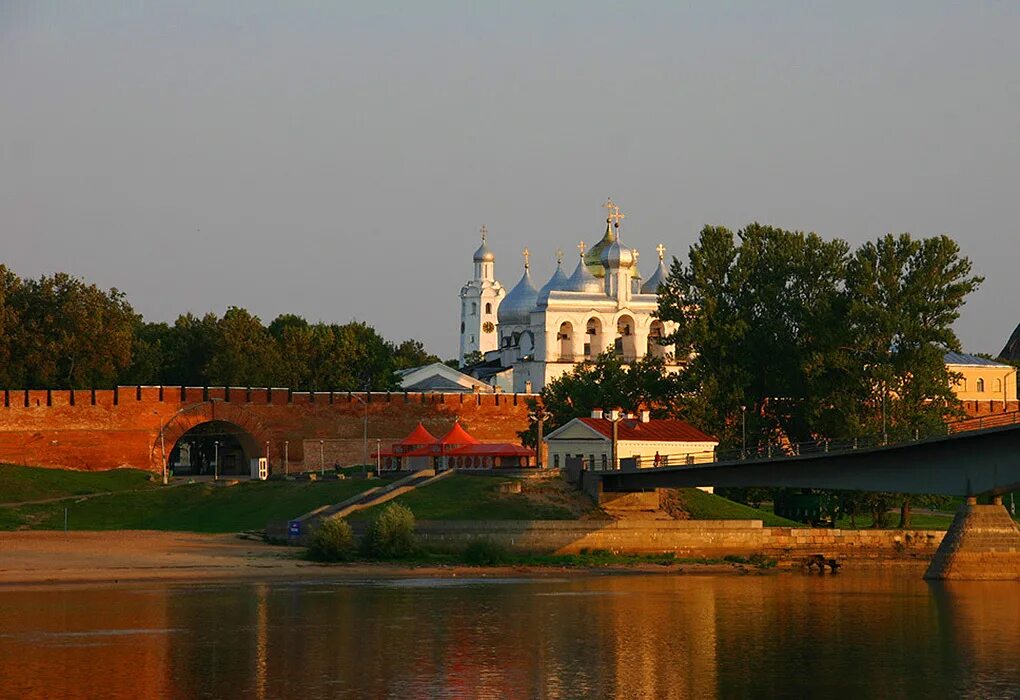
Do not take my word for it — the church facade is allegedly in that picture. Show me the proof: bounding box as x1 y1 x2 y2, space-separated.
458 199 685 393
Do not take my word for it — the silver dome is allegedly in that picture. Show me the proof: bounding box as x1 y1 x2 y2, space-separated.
565 255 604 294
536 259 570 307
473 241 495 263
497 267 539 326
600 234 635 270
641 256 669 294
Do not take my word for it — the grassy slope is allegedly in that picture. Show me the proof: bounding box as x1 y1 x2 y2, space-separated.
0 464 157 504
1 479 379 532
351 475 581 521
678 488 805 527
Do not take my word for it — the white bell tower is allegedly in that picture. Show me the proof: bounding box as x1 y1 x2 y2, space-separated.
459 225 505 366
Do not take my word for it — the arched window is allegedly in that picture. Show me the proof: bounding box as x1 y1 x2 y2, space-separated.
471 302 477 315
485 302 492 314
977 378 985 393
995 378 1002 393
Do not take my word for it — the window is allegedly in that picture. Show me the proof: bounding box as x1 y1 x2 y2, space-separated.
977 378 985 393
995 378 1003 393
485 302 492 314
471 302 477 315
553 454 560 469
600 454 607 470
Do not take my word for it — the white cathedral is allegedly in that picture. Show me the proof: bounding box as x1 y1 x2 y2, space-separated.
458 199 683 394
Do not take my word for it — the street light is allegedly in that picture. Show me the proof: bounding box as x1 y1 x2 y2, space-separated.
528 404 551 468
741 405 747 460
214 440 219 481
606 408 623 471
319 439 325 477
265 441 270 474
350 389 370 478
284 440 289 476
376 438 381 476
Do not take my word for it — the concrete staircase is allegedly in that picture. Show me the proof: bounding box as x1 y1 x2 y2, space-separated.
281 469 455 544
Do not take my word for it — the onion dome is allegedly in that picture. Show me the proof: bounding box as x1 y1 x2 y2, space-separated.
536 250 570 307
473 225 495 262
600 231 636 270
641 243 669 294
585 198 637 278
565 243 604 293
497 250 539 326
584 220 615 279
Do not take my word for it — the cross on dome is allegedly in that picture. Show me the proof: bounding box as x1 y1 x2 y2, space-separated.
523 247 530 269
480 224 487 243
556 248 563 264
577 241 586 256
603 197 625 226
656 243 666 260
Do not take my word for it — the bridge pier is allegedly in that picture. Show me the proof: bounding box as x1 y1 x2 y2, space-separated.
924 497 1020 580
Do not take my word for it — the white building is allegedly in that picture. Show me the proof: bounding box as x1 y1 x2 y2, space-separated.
458 199 686 393
544 409 719 472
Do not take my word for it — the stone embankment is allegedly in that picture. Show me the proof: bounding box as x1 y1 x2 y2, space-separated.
925 498 1020 580
412 519 944 561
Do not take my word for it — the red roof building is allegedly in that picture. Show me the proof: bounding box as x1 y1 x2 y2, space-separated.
545 409 719 472
374 421 535 471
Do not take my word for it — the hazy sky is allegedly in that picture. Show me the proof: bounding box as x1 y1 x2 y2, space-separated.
2 2 1018 359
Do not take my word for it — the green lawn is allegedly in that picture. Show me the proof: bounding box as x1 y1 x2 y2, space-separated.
0 479 379 532
0 464 158 504
350 475 581 521
678 488 805 527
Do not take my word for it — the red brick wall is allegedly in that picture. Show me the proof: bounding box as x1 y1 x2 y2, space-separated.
0 388 535 474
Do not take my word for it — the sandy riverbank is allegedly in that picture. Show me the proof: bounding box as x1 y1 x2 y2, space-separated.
0 530 789 587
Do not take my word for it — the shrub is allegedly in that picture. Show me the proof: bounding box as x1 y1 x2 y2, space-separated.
463 539 511 565
362 503 417 559
308 517 356 562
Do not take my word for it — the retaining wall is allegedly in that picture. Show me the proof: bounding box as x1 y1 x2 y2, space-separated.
411 520 945 560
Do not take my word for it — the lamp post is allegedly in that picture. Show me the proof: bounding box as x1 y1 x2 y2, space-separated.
740 405 747 460
319 439 325 477
265 441 270 474
606 408 623 471
284 441 289 476
528 404 550 468
213 440 219 481
376 438 381 476
350 390 369 478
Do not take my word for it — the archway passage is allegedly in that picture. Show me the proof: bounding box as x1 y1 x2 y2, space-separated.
169 420 259 477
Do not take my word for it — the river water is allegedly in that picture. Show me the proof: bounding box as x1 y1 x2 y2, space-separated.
1 568 1018 699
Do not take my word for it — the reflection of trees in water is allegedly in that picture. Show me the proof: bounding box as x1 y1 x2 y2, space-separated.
7 575 1020 698
930 580 1020 696
0 588 175 699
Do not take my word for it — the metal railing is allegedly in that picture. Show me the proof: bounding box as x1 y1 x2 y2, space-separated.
600 412 1020 472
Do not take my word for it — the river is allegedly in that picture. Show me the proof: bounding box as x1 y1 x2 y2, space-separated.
1 567 1018 699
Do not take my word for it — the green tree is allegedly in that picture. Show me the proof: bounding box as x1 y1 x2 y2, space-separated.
205 307 280 387
11 272 138 388
0 265 23 387
522 352 680 446
392 339 440 370
657 224 849 448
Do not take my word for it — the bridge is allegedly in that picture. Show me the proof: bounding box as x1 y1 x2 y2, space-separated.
597 422 1020 581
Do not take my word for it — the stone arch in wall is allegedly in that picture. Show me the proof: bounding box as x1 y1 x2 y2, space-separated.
647 319 667 359
557 321 574 360
151 401 269 473
615 314 637 361
585 317 604 357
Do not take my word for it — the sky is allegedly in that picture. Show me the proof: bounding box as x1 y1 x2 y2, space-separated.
2 1 1018 359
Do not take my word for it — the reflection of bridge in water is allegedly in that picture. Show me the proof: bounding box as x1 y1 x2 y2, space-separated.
598 423 1020 580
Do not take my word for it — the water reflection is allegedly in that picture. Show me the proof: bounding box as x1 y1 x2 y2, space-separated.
1 571 1019 699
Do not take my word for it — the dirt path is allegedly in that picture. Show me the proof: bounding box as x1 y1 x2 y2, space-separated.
0 530 757 588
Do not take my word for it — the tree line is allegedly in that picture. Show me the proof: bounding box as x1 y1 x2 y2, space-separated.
531 226 983 527
0 265 439 390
